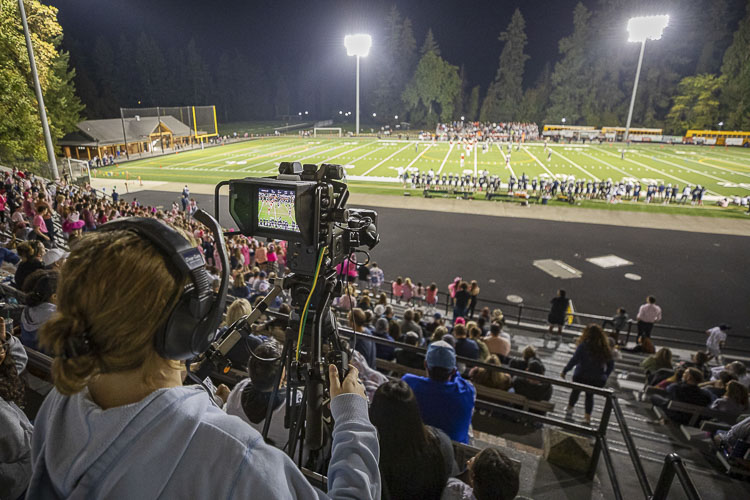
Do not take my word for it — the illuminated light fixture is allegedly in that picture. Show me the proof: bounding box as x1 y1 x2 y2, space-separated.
345 34 372 135
624 15 669 143
627 15 669 43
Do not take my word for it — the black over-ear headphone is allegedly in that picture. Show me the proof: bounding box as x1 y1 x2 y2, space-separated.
99 210 229 360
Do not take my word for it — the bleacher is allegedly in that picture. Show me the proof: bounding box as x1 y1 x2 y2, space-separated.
2 169 745 497
326 287 749 498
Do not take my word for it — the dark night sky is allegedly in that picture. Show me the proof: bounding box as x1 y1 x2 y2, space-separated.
48 0 597 107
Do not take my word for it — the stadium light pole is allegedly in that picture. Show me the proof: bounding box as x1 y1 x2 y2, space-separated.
624 15 669 143
345 34 372 136
17 0 59 179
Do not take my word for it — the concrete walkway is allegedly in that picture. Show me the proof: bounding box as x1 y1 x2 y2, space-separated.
91 178 750 236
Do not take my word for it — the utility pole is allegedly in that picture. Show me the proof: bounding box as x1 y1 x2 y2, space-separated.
18 0 59 179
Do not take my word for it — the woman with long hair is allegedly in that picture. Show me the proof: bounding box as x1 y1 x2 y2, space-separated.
711 380 749 414
640 347 673 373
469 354 511 390
468 280 480 319
370 380 455 499
30 228 379 498
561 324 615 425
14 240 45 290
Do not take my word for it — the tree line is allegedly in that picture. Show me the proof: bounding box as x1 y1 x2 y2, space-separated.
1 0 749 164
380 0 749 134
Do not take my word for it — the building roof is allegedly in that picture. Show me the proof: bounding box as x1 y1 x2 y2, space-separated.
59 116 196 147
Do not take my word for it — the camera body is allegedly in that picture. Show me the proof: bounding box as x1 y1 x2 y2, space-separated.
228 162 378 276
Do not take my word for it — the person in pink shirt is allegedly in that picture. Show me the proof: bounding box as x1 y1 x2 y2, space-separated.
448 277 461 304
266 243 278 274
392 277 404 303
0 189 6 225
33 206 52 247
402 278 415 304
425 283 439 310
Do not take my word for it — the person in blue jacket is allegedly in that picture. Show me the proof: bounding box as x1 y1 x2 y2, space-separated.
403 340 476 443
28 228 380 499
561 324 615 425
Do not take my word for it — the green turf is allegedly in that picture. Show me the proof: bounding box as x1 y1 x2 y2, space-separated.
95 137 750 217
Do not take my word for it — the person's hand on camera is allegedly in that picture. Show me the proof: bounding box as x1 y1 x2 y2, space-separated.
329 364 366 401
215 384 230 404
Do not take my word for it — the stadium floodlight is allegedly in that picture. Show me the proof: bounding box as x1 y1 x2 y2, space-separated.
304 111 309 115
395 115 398 120
372 113 377 117
345 34 372 135
461 116 465 121
339 110 343 114
718 121 724 130
624 15 669 142
298 112 302 116
562 117 567 124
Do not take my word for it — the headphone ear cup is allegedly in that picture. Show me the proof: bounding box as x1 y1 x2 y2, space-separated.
158 294 203 360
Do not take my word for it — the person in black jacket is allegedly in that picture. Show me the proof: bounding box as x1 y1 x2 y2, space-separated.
651 367 713 425
547 289 569 340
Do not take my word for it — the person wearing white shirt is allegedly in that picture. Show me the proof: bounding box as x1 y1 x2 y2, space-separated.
706 324 730 363
636 296 662 343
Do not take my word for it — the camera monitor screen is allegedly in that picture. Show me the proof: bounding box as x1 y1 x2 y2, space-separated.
257 187 300 233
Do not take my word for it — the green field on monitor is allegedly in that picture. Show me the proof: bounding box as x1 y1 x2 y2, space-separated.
97 137 750 200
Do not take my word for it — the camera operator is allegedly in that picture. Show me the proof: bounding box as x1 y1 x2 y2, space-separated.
27 229 381 499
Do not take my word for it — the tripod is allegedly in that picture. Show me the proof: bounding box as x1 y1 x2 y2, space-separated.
260 267 348 472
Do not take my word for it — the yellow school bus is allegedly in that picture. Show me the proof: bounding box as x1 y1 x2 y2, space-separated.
685 130 750 147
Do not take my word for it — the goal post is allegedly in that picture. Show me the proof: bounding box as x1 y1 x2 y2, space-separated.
313 127 342 138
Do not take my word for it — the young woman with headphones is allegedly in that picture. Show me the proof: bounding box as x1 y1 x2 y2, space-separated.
27 214 380 499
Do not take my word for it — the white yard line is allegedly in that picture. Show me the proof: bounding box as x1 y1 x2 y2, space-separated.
136 139 298 170
406 143 432 169
579 151 633 179
550 149 600 181
522 146 555 177
349 145 386 164
319 142 372 163
261 143 351 172
240 142 334 172
497 144 516 179
362 142 413 176
209 141 308 171
593 147 718 195
652 150 750 179
633 151 750 190
436 143 455 175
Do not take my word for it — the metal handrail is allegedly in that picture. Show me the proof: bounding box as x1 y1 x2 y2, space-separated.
652 454 701 500
327 322 702 500
376 280 749 356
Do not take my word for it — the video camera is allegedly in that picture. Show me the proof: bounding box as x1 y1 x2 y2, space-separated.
225 161 379 275
209 162 379 465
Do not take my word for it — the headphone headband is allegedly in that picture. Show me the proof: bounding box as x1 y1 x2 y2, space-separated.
99 214 228 359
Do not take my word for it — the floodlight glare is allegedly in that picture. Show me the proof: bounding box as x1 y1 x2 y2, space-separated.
344 34 372 57
627 15 669 43
345 33 372 135
623 15 669 143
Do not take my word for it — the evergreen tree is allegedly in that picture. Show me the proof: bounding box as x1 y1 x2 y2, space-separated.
545 3 591 124
420 28 440 57
0 0 83 162
720 0 750 130
479 9 528 122
466 85 480 121
402 32 460 126
666 74 725 133
521 63 551 125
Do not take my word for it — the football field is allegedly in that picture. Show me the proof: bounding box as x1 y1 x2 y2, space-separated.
97 137 750 198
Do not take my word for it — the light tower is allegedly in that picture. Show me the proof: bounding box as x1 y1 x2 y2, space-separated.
624 15 669 143
344 34 372 136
